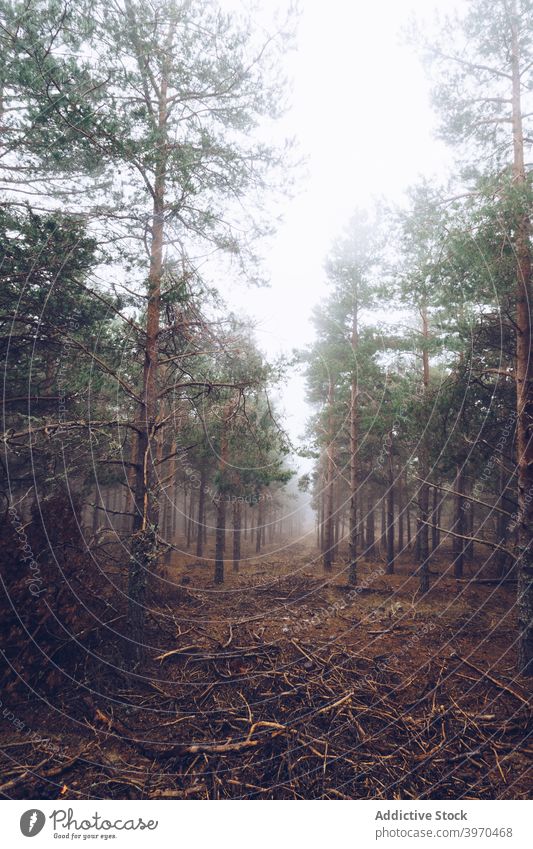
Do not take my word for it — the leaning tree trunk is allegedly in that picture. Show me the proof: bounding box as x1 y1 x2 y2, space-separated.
510 6 533 676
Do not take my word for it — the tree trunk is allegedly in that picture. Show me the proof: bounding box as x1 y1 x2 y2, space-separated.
214 400 232 584
431 485 439 553
323 380 336 573
214 496 225 585
386 455 394 574
186 489 195 550
417 305 431 594
365 490 375 559
464 478 474 563
233 499 241 571
453 465 465 579
348 306 359 585
255 497 262 554
510 6 533 675
128 60 169 662
196 465 206 558
380 497 386 556
319 492 325 552
398 473 404 554
497 462 510 577
406 496 413 550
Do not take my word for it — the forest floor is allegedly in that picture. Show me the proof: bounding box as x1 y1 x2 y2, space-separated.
0 540 531 799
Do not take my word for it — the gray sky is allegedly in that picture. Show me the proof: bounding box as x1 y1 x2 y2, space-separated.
225 0 457 449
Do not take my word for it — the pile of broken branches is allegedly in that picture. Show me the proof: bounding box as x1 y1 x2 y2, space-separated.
1 627 530 800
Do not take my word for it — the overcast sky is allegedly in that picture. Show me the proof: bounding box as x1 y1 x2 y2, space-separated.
224 0 458 451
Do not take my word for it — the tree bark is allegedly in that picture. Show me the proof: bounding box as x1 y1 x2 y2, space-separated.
214 495 226 585
365 489 375 559
323 380 336 572
386 454 395 574
398 472 404 553
128 43 169 662
431 485 439 553
214 400 232 584
454 465 465 579
406 488 412 550
510 4 533 676
196 464 206 558
417 305 431 594
186 489 195 550
255 497 263 554
232 499 241 571
348 306 359 585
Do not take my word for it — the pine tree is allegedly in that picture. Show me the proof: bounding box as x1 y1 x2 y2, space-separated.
418 0 533 673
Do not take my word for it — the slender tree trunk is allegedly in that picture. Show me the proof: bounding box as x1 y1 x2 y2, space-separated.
171 482 179 544
406 490 413 551
464 478 474 563
128 57 170 662
214 496 226 585
319 492 325 552
233 499 241 571
510 7 533 675
431 485 439 553
349 307 359 584
255 497 262 554
366 489 375 559
323 380 336 572
387 454 395 574
214 400 232 584
333 489 341 559
186 489 195 549
380 497 386 556
417 306 430 594
454 465 465 579
398 472 404 554
497 463 510 577
182 487 188 538
196 464 206 558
